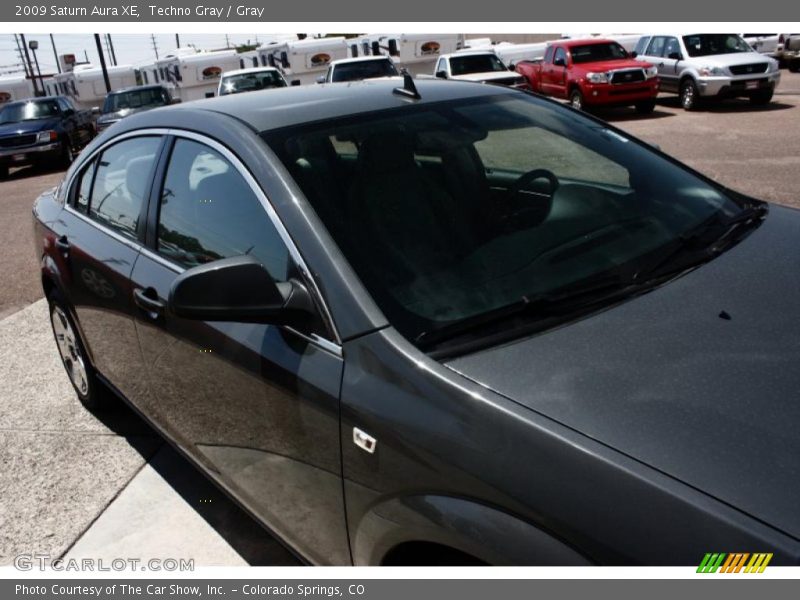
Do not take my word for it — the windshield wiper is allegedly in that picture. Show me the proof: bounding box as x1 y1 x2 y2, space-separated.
632 203 767 282
415 271 634 350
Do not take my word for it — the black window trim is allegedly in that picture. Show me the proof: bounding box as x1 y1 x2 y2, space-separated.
64 127 342 352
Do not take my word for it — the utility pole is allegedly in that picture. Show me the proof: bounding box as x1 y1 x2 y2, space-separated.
28 40 45 95
13 34 31 79
225 34 231 48
175 34 180 48
50 34 61 73
84 50 89 63
19 34 38 95
106 34 117 66
93 34 111 93
150 34 159 59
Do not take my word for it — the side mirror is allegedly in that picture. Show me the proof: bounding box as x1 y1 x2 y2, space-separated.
205 92 215 98
553 57 566 67
508 64 516 71
630 51 638 58
316 75 326 84
668 52 682 60
63 108 75 117
170 98 182 104
435 70 448 79
91 106 100 115
290 79 301 86
169 255 314 325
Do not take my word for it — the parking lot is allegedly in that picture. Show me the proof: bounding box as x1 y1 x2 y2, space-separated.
1 69 799 567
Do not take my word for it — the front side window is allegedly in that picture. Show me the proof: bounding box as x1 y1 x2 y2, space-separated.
87 136 161 238
265 94 754 354
646 36 666 57
156 138 290 280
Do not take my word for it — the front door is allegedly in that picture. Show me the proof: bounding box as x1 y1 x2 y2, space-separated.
130 134 349 564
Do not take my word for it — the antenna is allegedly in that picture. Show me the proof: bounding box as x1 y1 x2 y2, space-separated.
393 68 420 100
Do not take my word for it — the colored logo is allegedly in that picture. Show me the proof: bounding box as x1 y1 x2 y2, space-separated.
697 553 773 573
202 66 222 80
420 41 441 56
310 53 331 67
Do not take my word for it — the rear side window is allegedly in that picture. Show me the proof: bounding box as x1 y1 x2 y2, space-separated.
156 138 290 279
646 36 666 57
87 136 161 239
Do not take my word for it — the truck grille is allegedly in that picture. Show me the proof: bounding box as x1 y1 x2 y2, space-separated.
488 76 526 87
729 63 769 75
610 69 645 84
0 134 36 148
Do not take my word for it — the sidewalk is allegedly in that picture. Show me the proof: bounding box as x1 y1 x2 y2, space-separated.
0 299 297 567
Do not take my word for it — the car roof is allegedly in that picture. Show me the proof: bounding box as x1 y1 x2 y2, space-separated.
2 95 63 106
330 56 395 65
558 38 616 48
108 84 168 95
445 50 498 58
149 78 515 132
222 66 282 77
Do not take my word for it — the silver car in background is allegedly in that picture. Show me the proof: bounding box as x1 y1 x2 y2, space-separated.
633 33 781 110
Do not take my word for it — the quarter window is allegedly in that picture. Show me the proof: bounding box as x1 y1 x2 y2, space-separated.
87 136 161 239
156 138 290 280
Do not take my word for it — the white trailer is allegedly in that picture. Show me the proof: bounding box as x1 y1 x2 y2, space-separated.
351 34 464 76
255 37 351 86
47 64 138 109
139 49 241 102
0 75 35 104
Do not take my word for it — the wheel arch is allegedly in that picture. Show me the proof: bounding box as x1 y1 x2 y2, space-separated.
350 494 592 566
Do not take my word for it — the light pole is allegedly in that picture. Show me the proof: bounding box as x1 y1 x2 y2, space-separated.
28 39 45 96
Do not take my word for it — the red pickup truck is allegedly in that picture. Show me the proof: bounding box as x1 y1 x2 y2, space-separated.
515 39 660 113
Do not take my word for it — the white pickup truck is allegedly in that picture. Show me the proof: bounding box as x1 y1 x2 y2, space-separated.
432 51 529 89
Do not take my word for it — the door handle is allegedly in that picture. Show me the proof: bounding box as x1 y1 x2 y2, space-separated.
133 287 165 316
658 62 665 67
55 235 70 254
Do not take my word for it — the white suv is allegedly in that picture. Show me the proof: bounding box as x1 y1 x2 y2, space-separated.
634 33 781 110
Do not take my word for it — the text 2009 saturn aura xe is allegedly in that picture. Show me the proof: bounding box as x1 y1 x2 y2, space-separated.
32 77 800 565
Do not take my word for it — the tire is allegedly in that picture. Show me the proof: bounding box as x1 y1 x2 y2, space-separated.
61 139 76 168
789 60 800 73
569 88 584 110
48 291 108 411
679 79 701 111
749 89 774 105
635 99 656 114
0 163 8 180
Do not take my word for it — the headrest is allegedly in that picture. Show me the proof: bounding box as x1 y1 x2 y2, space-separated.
357 130 417 174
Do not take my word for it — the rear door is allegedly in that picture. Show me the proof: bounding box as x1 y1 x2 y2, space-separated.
130 132 349 565
58 133 165 405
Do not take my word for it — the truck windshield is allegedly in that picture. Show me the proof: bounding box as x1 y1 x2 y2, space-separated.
682 34 753 57
103 88 170 112
0 100 59 123
450 54 507 75
264 93 755 354
570 42 628 63
219 70 287 95
331 60 399 82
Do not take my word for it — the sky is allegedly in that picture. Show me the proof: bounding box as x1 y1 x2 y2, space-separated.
1 33 301 76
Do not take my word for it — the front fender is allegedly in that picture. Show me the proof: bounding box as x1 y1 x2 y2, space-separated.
352 494 591 566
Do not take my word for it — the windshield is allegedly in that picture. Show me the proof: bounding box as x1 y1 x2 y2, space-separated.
219 70 287 95
103 88 170 112
0 100 59 123
264 94 750 353
571 42 628 63
450 54 507 75
682 34 753 57
331 60 399 82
